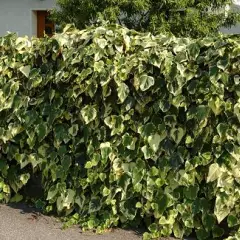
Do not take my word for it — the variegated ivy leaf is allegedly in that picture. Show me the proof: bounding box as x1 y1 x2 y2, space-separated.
207 163 221 183
47 184 58 200
141 145 154 159
122 133 137 150
117 82 129 103
187 42 200 60
20 173 30 185
148 133 165 152
225 142 240 161
104 115 124 135
216 123 228 139
164 115 177 128
95 38 107 49
234 103 240 123
100 142 112 163
36 123 48 142
170 127 185 145
94 60 104 72
188 105 210 122
214 194 233 223
19 65 31 78
81 105 97 124
139 74 155 91
68 124 79 137
138 122 155 137
208 96 223 116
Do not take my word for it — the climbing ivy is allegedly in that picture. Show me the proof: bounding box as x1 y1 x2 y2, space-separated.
0 24 240 239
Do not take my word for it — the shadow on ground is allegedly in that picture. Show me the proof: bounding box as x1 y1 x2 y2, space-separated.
1 203 195 240
0 203 144 240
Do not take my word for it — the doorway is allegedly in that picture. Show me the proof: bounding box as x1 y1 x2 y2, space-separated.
37 11 55 38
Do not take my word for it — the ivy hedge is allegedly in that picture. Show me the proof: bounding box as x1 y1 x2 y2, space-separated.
0 24 240 239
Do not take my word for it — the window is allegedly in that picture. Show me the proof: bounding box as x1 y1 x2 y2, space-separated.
37 11 55 38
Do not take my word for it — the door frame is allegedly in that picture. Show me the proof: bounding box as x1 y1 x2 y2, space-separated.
30 8 54 37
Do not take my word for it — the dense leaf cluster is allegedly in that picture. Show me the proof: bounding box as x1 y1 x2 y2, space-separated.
0 24 240 239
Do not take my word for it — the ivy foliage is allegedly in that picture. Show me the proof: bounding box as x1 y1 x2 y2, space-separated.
0 24 240 239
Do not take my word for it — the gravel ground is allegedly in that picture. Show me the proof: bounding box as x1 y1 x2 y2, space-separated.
0 203 181 240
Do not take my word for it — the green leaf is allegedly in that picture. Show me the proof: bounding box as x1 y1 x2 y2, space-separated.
0 159 8 175
139 122 155 137
139 74 155 91
183 185 199 200
159 99 171 112
148 133 165 152
54 124 70 144
192 198 209 214
3 184 10 194
102 187 111 196
209 96 223 116
196 228 210 240
100 142 112 163
85 161 92 169
20 173 30 185
227 215 238 227
68 124 79 137
212 226 224 238
36 123 48 142
94 60 104 72
122 133 137 150
158 193 169 214
207 163 221 183
159 209 177 225
148 223 158 233
10 193 23 203
202 213 215 231
173 222 184 239
95 38 107 49
47 185 58 200
217 123 228 139
81 105 97 124
19 65 31 77
120 199 137 220
89 197 101 213
187 43 200 60
64 189 75 208
136 202 142 208
117 83 129 103
164 115 176 127
217 58 229 71
188 105 209 122
104 115 124 135
62 155 72 171
214 195 231 223
143 232 152 240
170 127 185 145
141 145 154 159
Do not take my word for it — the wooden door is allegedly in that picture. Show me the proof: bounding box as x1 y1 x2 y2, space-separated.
37 11 55 38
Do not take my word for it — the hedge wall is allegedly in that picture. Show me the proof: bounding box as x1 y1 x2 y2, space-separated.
0 24 240 239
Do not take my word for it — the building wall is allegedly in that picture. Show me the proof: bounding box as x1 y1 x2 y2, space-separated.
220 2 240 34
220 23 240 34
0 0 56 37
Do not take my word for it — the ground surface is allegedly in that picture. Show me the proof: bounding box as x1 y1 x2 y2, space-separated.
0 203 180 240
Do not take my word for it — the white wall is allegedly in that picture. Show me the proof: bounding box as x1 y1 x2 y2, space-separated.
0 0 56 37
220 23 240 34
